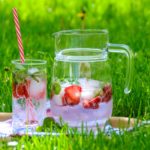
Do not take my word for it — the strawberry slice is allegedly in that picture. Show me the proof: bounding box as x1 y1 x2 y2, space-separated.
16 83 25 97
83 100 99 109
64 85 82 106
12 80 30 99
12 83 19 99
103 84 112 94
23 84 30 99
16 83 30 99
102 84 112 102
83 96 101 109
88 96 101 104
90 102 99 109
83 100 91 108
62 95 67 106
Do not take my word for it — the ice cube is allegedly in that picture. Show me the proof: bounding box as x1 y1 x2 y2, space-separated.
28 68 39 75
29 79 46 100
52 89 65 105
88 79 100 88
81 88 95 100
52 95 63 105
78 78 89 88
78 78 99 100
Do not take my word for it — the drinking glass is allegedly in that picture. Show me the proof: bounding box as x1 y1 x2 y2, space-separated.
12 59 47 134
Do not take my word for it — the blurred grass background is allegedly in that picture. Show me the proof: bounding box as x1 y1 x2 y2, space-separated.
0 0 150 119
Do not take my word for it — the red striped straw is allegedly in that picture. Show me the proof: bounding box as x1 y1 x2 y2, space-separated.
12 8 25 63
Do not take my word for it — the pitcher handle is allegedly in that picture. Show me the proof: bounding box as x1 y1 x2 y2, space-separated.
108 43 134 94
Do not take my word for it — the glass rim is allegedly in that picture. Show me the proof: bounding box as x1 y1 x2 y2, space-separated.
53 29 108 36
12 59 47 65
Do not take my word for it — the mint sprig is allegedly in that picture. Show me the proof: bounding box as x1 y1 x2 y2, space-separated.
13 65 44 83
52 81 61 95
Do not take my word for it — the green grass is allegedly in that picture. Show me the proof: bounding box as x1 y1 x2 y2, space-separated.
0 0 150 149
1 125 150 150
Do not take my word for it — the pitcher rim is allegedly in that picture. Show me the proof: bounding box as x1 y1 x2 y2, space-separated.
53 29 108 36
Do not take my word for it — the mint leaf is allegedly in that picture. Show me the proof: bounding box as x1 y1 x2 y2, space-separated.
52 81 61 94
15 64 25 70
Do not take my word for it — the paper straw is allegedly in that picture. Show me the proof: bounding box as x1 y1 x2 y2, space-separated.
12 8 25 63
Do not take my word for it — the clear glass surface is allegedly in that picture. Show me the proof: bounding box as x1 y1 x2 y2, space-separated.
12 59 47 134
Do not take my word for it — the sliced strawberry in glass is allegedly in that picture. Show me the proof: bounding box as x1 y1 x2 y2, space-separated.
102 91 112 102
61 95 67 106
83 98 99 109
64 93 80 105
64 85 82 106
12 83 19 99
102 84 112 102
88 96 100 109
23 84 30 99
83 96 101 109
103 84 112 94
83 100 91 108
16 83 26 98
88 96 101 104
90 102 99 109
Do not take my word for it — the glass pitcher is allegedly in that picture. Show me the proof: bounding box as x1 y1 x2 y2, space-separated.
50 29 133 130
